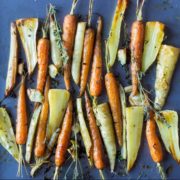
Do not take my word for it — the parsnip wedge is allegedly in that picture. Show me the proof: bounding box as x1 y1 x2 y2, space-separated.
107 0 128 67
46 89 70 141
126 106 144 171
5 22 18 96
156 110 180 163
0 108 19 162
142 21 165 73
154 45 180 110
16 18 38 75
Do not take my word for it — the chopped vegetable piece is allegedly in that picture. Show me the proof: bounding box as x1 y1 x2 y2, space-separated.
18 63 24 75
156 110 180 163
107 0 128 67
126 106 144 171
49 64 58 79
154 45 180 110
0 108 19 162
5 22 18 96
46 89 70 141
27 89 44 103
118 48 127 65
142 21 165 72
16 18 38 75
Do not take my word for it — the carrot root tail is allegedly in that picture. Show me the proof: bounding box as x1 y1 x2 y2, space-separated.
157 162 167 180
53 166 59 180
99 169 105 180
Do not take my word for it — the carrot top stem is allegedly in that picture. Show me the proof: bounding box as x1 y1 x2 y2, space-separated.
105 41 110 73
88 0 94 27
136 0 145 21
99 170 105 180
70 0 78 15
157 163 167 180
53 166 59 180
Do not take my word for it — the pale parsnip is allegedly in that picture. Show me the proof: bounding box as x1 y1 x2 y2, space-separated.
156 110 180 163
5 22 18 96
154 45 180 110
95 103 116 172
25 105 42 163
142 22 165 72
76 98 93 165
72 22 86 84
118 48 127 66
126 106 144 171
16 18 38 75
107 0 128 67
0 108 19 162
120 85 127 159
46 89 70 141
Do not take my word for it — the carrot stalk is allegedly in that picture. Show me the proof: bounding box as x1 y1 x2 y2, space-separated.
89 17 103 97
5 22 18 96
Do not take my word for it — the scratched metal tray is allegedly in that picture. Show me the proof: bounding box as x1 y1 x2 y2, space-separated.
0 0 180 179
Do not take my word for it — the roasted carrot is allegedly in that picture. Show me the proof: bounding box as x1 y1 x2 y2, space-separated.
53 98 73 179
16 75 28 176
146 110 166 179
34 76 50 157
37 29 50 93
130 0 145 96
79 0 95 96
85 91 105 170
89 17 103 97
63 0 78 91
105 72 123 146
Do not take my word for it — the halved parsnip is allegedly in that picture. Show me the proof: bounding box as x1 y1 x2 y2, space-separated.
155 110 180 163
126 106 144 171
5 22 18 96
154 45 180 110
142 22 165 73
120 85 127 159
107 0 128 67
72 22 86 84
46 89 70 141
76 98 93 165
95 103 116 172
0 108 19 162
16 18 38 75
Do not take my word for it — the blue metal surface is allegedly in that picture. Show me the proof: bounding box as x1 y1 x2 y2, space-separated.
0 0 180 179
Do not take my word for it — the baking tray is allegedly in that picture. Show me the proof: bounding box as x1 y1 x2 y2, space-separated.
0 0 180 179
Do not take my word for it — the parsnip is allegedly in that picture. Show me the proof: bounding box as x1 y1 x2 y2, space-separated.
5 22 18 96
76 98 93 165
95 103 116 172
16 18 38 75
72 22 86 84
126 106 144 171
156 110 180 163
0 108 19 162
107 0 128 67
46 89 70 141
154 45 180 110
142 22 165 72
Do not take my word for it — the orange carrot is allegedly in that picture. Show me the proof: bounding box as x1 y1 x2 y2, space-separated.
63 15 78 91
53 98 73 179
16 76 28 145
34 76 50 157
36 31 50 93
89 16 103 97
146 110 163 163
79 28 95 96
105 72 123 146
85 91 105 170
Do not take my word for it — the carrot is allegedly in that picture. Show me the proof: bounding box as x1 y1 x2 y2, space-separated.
16 75 28 176
130 0 145 96
63 0 78 91
85 91 105 170
89 17 103 97
53 98 73 179
34 76 50 157
146 110 166 180
105 72 123 146
36 29 50 93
